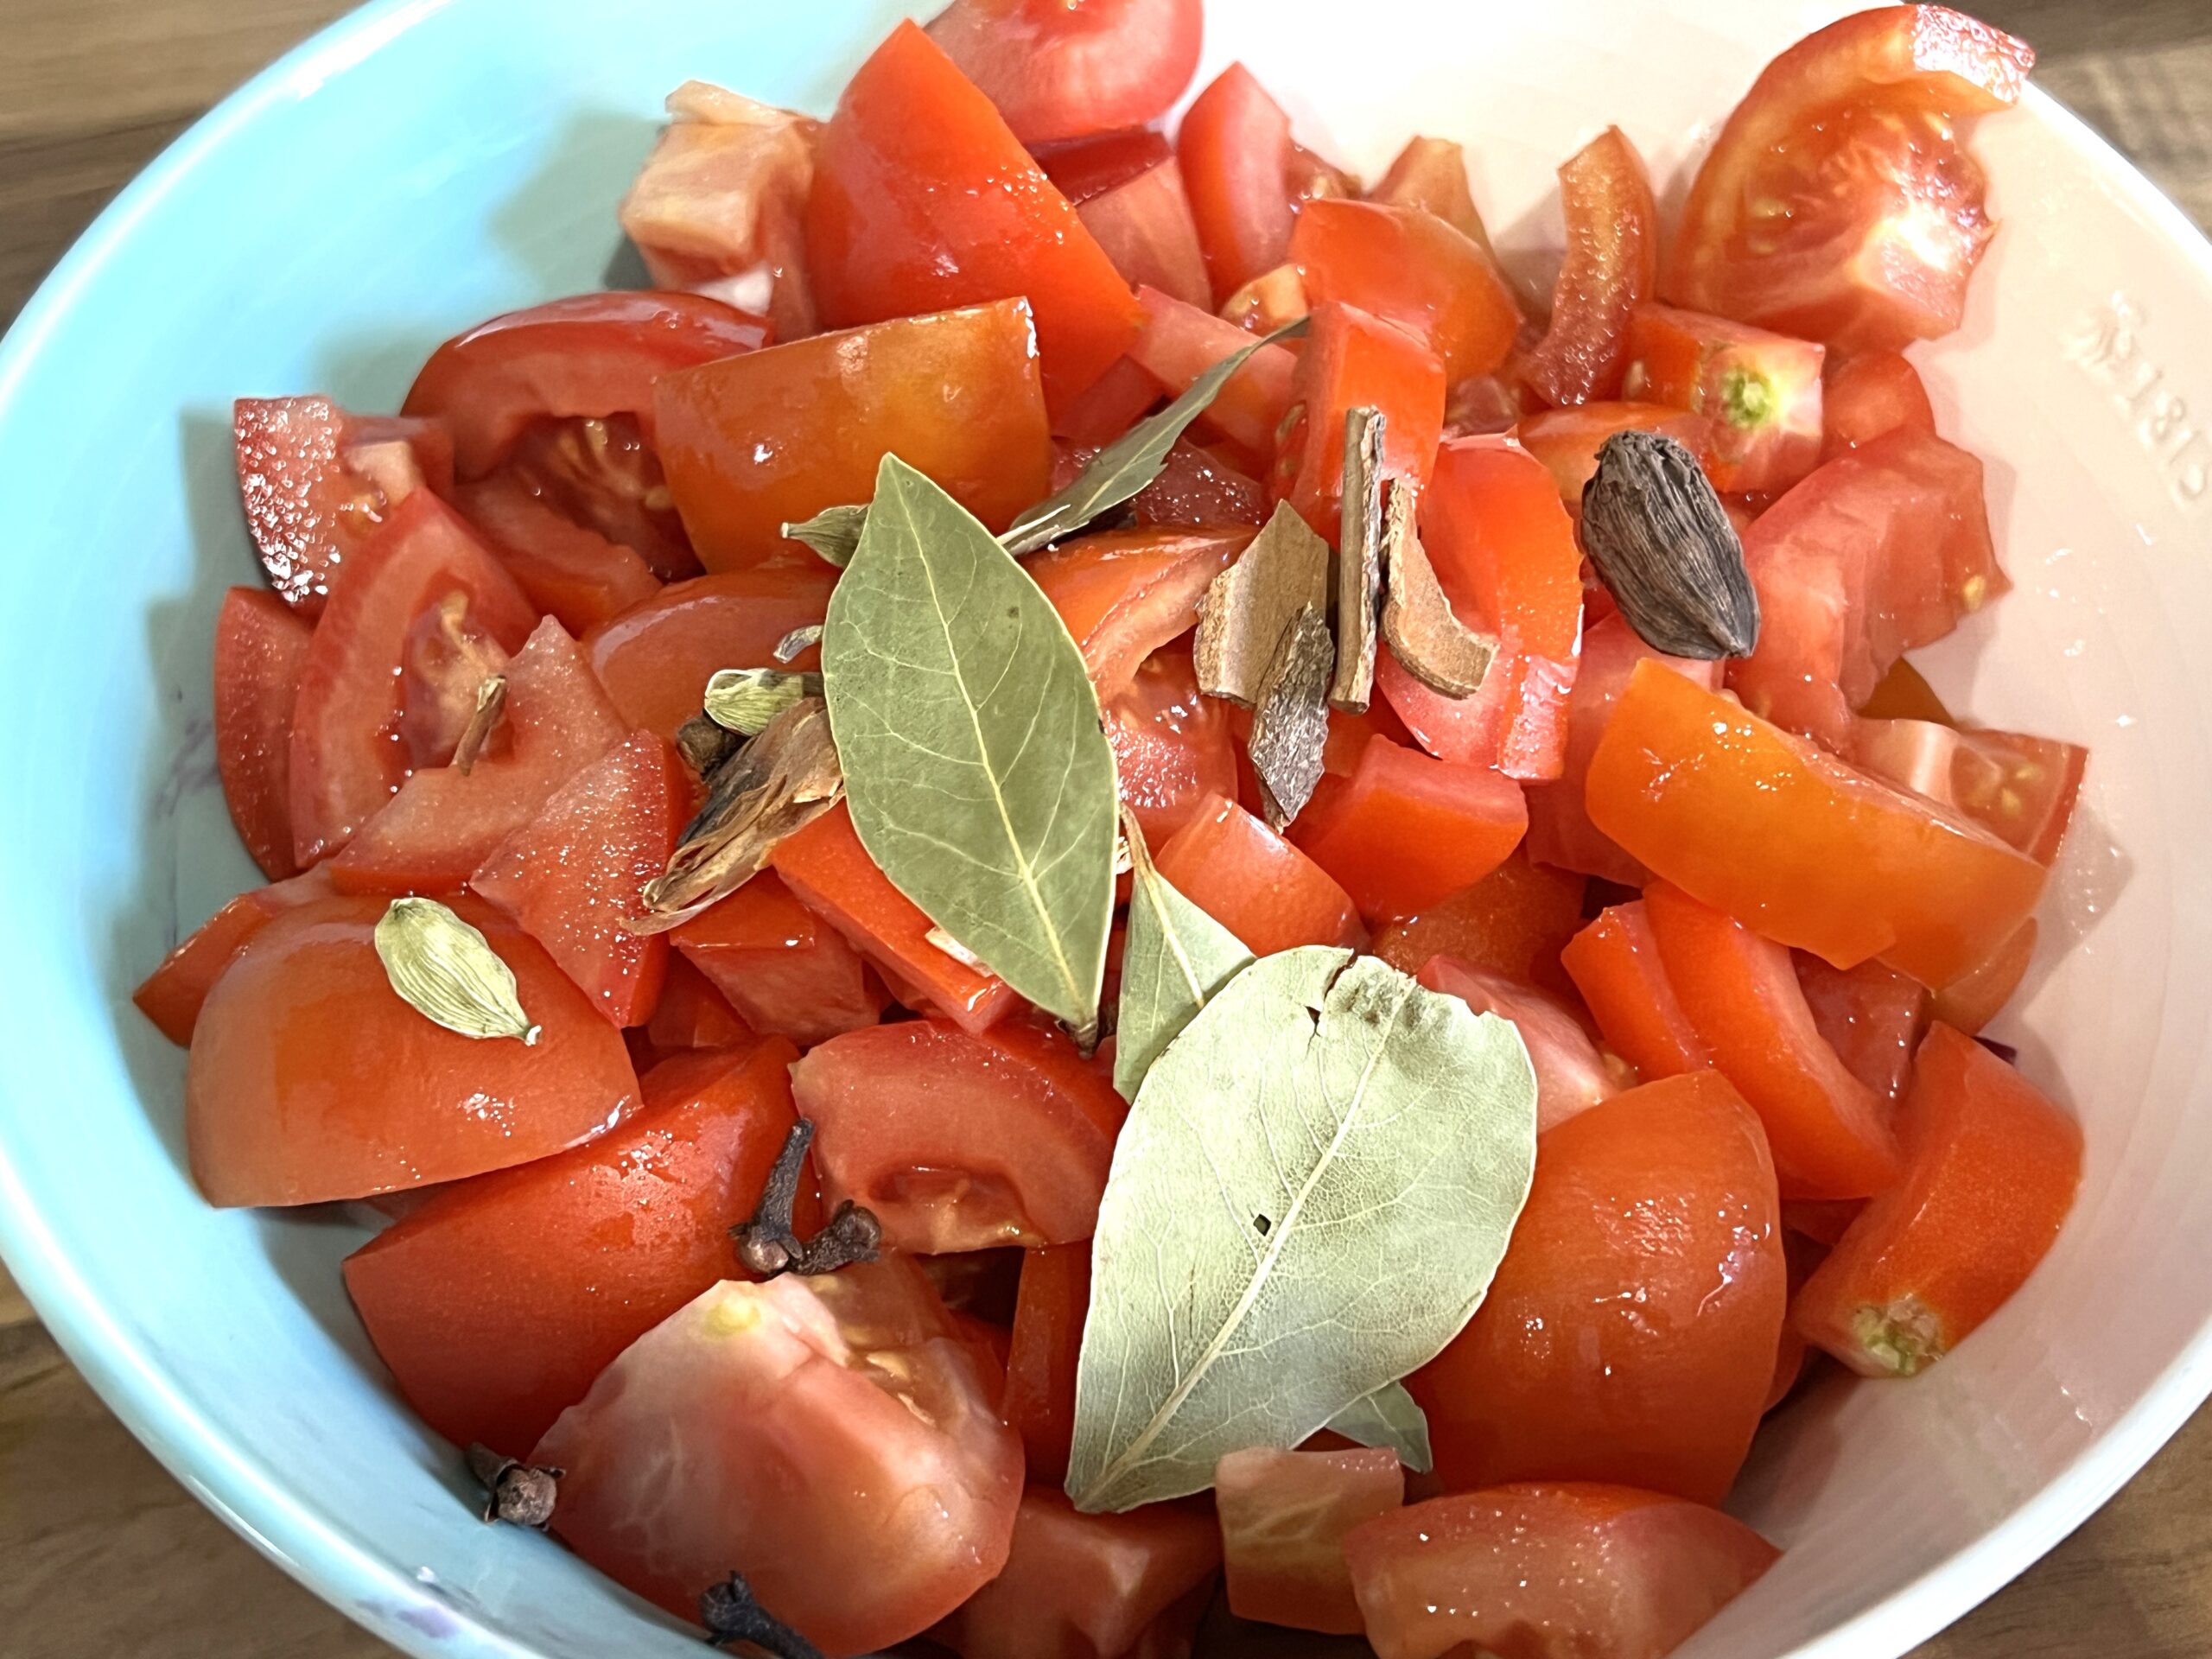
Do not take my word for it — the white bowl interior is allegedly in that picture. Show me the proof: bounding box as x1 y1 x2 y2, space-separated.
2 2 2209 1656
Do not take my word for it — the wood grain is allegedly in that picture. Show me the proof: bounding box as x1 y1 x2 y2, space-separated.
3 2 2209 1655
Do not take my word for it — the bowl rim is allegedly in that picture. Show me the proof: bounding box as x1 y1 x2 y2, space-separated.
4 4 2212 1657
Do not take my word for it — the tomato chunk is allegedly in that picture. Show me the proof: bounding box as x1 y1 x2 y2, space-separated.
213 587 314 880
927 0 1202 147
1370 137 1491 251
584 563 836 741
1587 661 2047 987
1122 442 1269 529
343 1041 799 1457
1621 302 1825 493
807 22 1142 415
1821 348 1936 460
1291 735 1527 923
1128 286 1299 464
646 956 759 1053
1292 200 1518 384
1155 793 1365 957
450 472 662 636
1848 718 2087 866
134 870 334 1047
1795 1023 2081 1376
1417 957 1621 1136
1513 402 1719 514
536 1260 1022 1656
1004 1241 1090 1485
654 302 1051 572
1053 353 1168 445
1560 901 1712 1084
1932 918 2037 1035
1345 1484 1779 1659
1369 852 1586 996
1077 156 1213 310
1027 526 1255 701
188 894 639 1206
1798 954 1930 1106
1859 653 1954 725
1519 128 1657 407
1217 1446 1403 1636
791 1018 1123 1253
772 804 1020 1032
1279 302 1446 536
1177 64 1299 303
1107 649 1241 845
1037 129 1176 202
670 871 885 1046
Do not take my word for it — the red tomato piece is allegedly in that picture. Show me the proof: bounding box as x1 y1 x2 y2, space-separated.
671 871 886 1047
342 1040 801 1457
213 587 314 880
1026 525 1255 701
1127 442 1269 528
232 396 453 614
1931 917 2037 1035
935 1486 1221 1659
646 956 760 1052
1036 129 1176 202
133 869 335 1047
1518 128 1658 407
807 22 1143 415
1849 718 2087 867
331 617 627 894
791 1018 1124 1253
536 1259 1022 1656
467 732 688 1027
287 492 538 867
1178 64 1299 303
1155 793 1365 957
1783 1197 1867 1249
1621 302 1825 493
1279 302 1446 536
927 0 1202 147
1369 852 1586 996
1004 1242 1090 1486
1665 6 2034 353
497 411 703 583
1560 901 1713 1084
1053 353 1167 445
1586 661 2047 988
771 804 1019 1033
1370 137 1491 251
1418 957 1622 1136
1108 650 1241 845
1795 1023 2081 1376
449 472 662 636
1822 349 1937 460
1345 1484 1779 1659
1128 286 1299 464
583 563 836 741
1408 1073 1785 1503
1798 954 1931 1106
188 893 639 1207
1859 652 1955 725
1513 401 1719 513
1643 883 1900 1200
1292 200 1519 385
1079 157 1213 310
1290 735 1528 923
1217 1446 1404 1636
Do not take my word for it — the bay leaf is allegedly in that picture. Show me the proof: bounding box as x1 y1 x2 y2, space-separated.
1112 808 1253 1103
784 503 868 568
1001 316 1311 557
823 456 1120 1036
1066 947 1539 1512
1193 501 1331 707
1325 1382 1434 1474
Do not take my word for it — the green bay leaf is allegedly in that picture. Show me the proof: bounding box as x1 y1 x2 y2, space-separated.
823 455 1120 1034
1112 809 1253 1103
1325 1382 1433 1474
1066 947 1538 1513
784 503 868 568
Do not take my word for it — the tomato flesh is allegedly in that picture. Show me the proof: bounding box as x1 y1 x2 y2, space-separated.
1078 156 1213 310
1370 136 1491 250
1108 649 1242 846
926 0 1203 148
1418 957 1622 1136
1026 526 1255 702
1560 901 1712 1084
1931 917 2037 1035
1821 348 1936 460
1848 717 2086 866
1128 285 1300 465
1003 1241 1090 1486
584 563 836 741
1217 1446 1404 1636
134 869 334 1047
1036 129 1177 203
1279 302 1447 536
1155 793 1364 957
450 471 661 636
647 956 760 1054
1292 200 1519 385
1519 127 1658 407
213 586 314 880
1798 954 1930 1106
1621 302 1825 493
1177 64 1298 304
1514 402 1719 514
1369 852 1586 997
1053 353 1168 445
1291 734 1528 923
671 871 887 1047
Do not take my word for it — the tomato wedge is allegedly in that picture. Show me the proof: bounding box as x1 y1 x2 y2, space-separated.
1292 200 1519 384
1052 353 1167 445
1036 129 1176 202
1560 901 1712 1084
449 472 662 636
1514 402 1719 513
1217 1446 1404 1636
1848 717 2087 866
1622 302 1826 493
1026 525 1255 701
1932 917 2038 1035
1003 1242 1090 1486
1369 851 1585 995
213 586 313 880
1107 649 1241 845
1128 284 1300 468
583 563 836 740
671 872 887 1047
1291 734 1528 923
1278 302 1447 537
1518 127 1657 407
1821 348 1937 460
1155 793 1365 957
342 1040 801 1457
1798 954 1931 1106
646 956 758 1054
925 0 1203 147
1076 155 1213 310
1370 137 1491 250
1418 956 1622 1135
134 869 334 1047
1178 64 1299 303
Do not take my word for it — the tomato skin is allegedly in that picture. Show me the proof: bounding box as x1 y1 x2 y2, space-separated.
1409 1073 1785 1505
807 22 1143 415
1177 64 1297 303
1027 526 1255 702
1795 1023 2081 1376
1848 718 2087 867
1217 1446 1403 1636
1036 129 1177 203
1291 735 1528 923
671 871 886 1047
1344 1483 1780 1659
1370 137 1491 251
1292 200 1519 385
1107 650 1241 846
1560 901 1712 1084
1519 128 1658 407
646 956 760 1053
1370 853 1586 997
213 587 314 880
1587 661 2047 988
1156 793 1365 957
1054 354 1167 445
1622 302 1825 493
188 894 639 1207
1798 954 1930 1106
1513 402 1719 514
342 1041 801 1458
536 1260 1023 1656
1821 348 1936 460
1128 286 1299 464
927 0 1203 148
1418 957 1622 1136
1079 157 1213 310
450 472 662 636
134 869 335 1047
1931 917 2037 1035
1279 302 1447 537
1003 1242 1090 1485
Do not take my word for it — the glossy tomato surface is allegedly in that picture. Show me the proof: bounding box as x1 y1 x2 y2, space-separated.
1077 156 1213 309
1292 734 1528 923
450 471 662 636
1177 63 1297 303
1106 649 1242 845
1128 285 1298 463
1155 793 1365 957
1518 127 1657 407
133 869 334 1047
1217 1446 1404 1636
1026 525 1254 702
583 562 836 739
671 871 886 1047
1279 302 1446 536
1003 1241 1090 1486
926 0 1203 147
1417 957 1622 1137
1369 852 1586 995
1560 900 1712 1084
1621 302 1825 493
213 586 313 880
1292 199 1519 384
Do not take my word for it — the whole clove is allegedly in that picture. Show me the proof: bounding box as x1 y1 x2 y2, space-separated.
732 1119 883 1279
465 1443 562 1530
700 1572 825 1659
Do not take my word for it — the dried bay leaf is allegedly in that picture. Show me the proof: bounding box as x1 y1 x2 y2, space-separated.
1381 480 1495 696
1332 406 1385 713
823 456 1119 1036
1325 1382 1434 1474
1194 501 1331 707
1580 429 1759 658
1248 605 1335 830
703 667 824 735
1112 808 1253 1102
784 503 868 568
374 898 541 1044
1066 947 1539 1512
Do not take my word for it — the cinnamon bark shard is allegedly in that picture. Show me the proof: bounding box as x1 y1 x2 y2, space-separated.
1249 605 1338 830
1380 479 1496 697
1332 406 1385 713
1194 501 1332 707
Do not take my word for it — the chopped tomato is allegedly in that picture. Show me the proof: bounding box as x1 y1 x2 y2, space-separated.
1369 137 1491 251
1155 793 1365 957
1795 1023 2081 1376
927 0 1201 147
213 587 313 880
655 300 1052 570
1849 718 2087 865
1177 64 1299 303
1370 852 1584 998
1587 661 2048 988
1621 302 1825 493
188 893 639 1206
133 869 334 1047
1108 650 1241 845
1078 156 1213 309
1123 442 1269 528
286 492 538 867
1221 262 1309 334
1860 652 1955 724
1643 883 1900 1200
1932 918 2037 1034
1664 5 2034 352
342 1040 801 1457
467 732 688 1027
1798 954 1930 1105
499 410 703 583
771 804 1019 1033
1822 348 1936 460
1411 1073 1783 1503
671 872 886 1046
403 291 769 480
1518 128 1657 407
1513 401 1719 513
1128 286 1300 465
1292 200 1519 384
791 1017 1123 1253
1035 128 1176 201
331 617 627 894
1345 1484 1779 1659
806 22 1143 414
1418 957 1622 1135
583 563 836 741
1053 354 1167 445
232 396 453 614
1007 1243 1091 1486
1217 1446 1403 1636
536 1259 1022 1656
1278 302 1447 536
1290 734 1528 922
450 472 661 635
394 588 515 772
1783 1198 1867 1249
1730 427 2003 747
1026 525 1255 701
1560 902 1712 1084
646 956 760 1052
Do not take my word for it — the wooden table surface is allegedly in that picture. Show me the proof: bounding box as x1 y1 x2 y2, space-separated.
4 1 2211 1654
